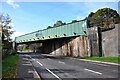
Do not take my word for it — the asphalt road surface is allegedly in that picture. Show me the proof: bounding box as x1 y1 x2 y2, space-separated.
16 52 119 80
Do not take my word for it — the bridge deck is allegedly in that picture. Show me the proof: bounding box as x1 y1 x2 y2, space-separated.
15 19 88 43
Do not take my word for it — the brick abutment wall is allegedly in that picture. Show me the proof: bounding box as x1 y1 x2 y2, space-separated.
42 36 88 57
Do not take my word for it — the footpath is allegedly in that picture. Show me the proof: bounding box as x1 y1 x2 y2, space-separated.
16 54 41 80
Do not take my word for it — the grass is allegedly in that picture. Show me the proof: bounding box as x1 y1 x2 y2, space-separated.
80 57 120 63
2 54 19 78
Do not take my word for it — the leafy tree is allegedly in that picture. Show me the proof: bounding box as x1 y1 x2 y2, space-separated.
71 20 78 23
88 12 95 17
0 13 13 56
53 20 65 27
88 8 120 30
47 26 52 29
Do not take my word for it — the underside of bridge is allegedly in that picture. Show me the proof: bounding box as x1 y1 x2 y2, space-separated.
42 36 88 57
16 35 89 57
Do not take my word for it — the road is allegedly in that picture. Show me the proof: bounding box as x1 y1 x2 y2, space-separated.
16 52 119 80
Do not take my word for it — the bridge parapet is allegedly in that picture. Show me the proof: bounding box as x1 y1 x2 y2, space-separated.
15 19 88 43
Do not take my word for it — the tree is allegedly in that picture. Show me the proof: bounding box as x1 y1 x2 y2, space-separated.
71 20 78 23
47 26 52 29
53 20 65 27
88 12 95 17
88 8 120 30
0 13 13 56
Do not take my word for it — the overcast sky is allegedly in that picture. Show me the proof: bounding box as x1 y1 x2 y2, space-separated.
1 0 119 40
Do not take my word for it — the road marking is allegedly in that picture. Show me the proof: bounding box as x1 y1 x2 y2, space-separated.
58 61 65 64
32 59 35 61
84 68 102 75
28 69 40 79
47 58 51 60
34 70 41 79
91 62 109 66
22 63 32 66
24 61 31 64
28 70 34 73
37 61 43 66
45 68 62 80
23 58 29 60
33 68 41 79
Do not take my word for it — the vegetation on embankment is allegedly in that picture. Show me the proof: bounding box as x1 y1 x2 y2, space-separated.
80 57 120 63
2 54 19 78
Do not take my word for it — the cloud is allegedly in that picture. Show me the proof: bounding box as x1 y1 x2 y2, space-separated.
11 32 24 40
6 0 20 9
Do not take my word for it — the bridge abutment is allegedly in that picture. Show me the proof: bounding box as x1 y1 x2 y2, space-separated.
42 35 88 57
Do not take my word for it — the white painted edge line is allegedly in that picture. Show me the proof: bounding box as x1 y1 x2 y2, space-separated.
37 61 43 66
58 61 65 64
45 68 62 80
32 59 35 61
84 68 102 75
33 68 41 79
28 68 41 79
80 59 120 66
91 62 109 66
22 58 29 60
22 63 32 66
27 63 41 79
47 58 51 60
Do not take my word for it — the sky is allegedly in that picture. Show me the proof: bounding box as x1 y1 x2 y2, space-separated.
1 0 119 40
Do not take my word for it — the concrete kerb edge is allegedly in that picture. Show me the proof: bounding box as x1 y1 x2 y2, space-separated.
40 54 120 66
69 57 120 66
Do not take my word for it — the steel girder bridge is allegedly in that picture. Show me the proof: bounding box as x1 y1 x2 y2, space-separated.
15 19 88 44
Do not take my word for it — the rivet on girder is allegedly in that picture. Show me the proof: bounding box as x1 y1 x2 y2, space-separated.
74 32 76 35
83 31 86 34
63 34 66 36
55 35 57 37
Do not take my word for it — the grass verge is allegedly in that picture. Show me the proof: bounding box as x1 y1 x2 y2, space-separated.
2 54 19 78
80 57 120 63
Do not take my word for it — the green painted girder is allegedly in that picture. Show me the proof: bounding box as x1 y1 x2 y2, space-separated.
15 19 88 43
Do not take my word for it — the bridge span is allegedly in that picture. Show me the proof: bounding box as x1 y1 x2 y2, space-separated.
14 19 100 57
15 19 87 44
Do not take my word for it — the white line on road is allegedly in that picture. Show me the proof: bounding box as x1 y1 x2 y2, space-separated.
58 61 65 64
22 63 32 66
47 58 51 60
28 69 40 79
23 58 29 60
33 68 41 79
45 68 62 80
84 68 102 75
32 59 35 61
91 62 109 66
37 61 43 66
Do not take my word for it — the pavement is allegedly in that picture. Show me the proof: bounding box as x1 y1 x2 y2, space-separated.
16 53 41 80
16 52 119 80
